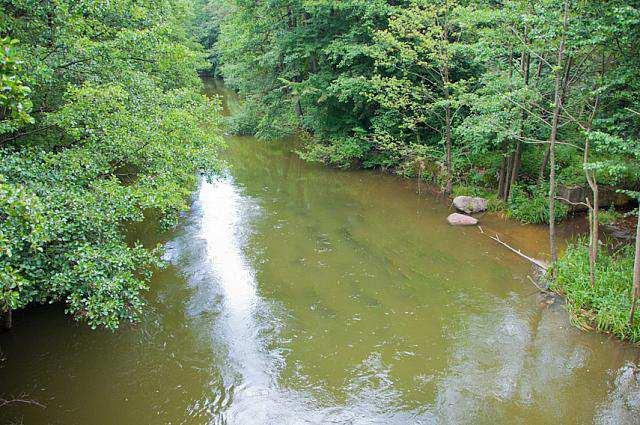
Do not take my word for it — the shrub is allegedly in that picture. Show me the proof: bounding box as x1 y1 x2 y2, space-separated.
552 241 639 342
507 184 569 224
599 207 622 225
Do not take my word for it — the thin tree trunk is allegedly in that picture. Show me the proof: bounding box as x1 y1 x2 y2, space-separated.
584 98 600 287
629 207 640 325
1 308 11 331
590 188 599 285
548 0 570 274
498 154 508 198
538 145 550 186
309 54 318 74
508 36 530 199
444 98 452 196
502 155 513 201
442 24 452 196
509 141 521 197
295 97 304 117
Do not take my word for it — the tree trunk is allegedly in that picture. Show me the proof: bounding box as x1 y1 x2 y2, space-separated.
309 54 318 74
508 141 522 198
295 97 304 118
629 207 640 326
498 154 508 199
548 0 570 274
584 101 600 287
508 48 530 199
442 25 452 196
590 188 599 286
538 145 550 186
1 308 11 331
444 100 452 196
502 155 512 201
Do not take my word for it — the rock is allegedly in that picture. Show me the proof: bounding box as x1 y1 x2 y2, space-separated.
447 213 478 226
557 185 631 211
452 196 488 214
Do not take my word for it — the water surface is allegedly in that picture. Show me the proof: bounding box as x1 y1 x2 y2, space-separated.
1 80 639 424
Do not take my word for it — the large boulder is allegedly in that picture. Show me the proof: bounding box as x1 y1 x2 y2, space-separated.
453 196 488 214
447 213 478 226
557 185 631 211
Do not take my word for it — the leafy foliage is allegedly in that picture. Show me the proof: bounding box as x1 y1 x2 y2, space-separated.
553 242 640 342
507 185 569 224
210 0 639 205
0 0 223 329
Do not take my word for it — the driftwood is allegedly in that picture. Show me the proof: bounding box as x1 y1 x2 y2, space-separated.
478 226 549 271
0 396 46 409
527 275 549 292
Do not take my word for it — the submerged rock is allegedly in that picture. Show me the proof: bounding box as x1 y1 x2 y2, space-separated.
447 213 478 226
453 196 488 214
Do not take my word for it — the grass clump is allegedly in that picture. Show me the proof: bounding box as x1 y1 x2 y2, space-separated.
507 184 569 224
599 207 623 225
552 241 639 342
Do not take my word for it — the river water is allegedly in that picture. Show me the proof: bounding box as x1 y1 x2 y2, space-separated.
1 80 640 424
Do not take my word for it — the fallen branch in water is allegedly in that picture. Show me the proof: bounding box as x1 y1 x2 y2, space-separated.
527 275 549 292
0 396 46 409
479 228 549 272
491 234 549 271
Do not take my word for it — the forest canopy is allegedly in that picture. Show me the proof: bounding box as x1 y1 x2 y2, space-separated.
0 0 223 329
205 0 639 202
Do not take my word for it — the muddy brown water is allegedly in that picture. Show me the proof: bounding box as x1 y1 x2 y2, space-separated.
1 79 639 424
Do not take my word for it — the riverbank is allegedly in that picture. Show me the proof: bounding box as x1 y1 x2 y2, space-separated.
206 77 640 345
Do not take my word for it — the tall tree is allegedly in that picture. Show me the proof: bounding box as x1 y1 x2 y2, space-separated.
548 0 570 270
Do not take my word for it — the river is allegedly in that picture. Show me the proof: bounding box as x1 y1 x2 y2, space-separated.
1 79 639 424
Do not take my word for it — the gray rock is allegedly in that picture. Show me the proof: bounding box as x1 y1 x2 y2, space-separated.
557 185 631 211
447 213 478 226
452 196 488 214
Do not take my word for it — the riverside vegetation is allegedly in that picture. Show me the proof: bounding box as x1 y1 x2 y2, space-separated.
1 0 639 344
200 0 640 342
0 0 223 330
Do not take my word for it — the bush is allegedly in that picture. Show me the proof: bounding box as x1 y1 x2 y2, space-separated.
299 136 369 169
599 207 622 225
552 241 639 342
507 184 569 224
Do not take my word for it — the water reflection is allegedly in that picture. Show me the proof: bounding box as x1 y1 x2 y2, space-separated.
171 169 640 424
596 364 640 424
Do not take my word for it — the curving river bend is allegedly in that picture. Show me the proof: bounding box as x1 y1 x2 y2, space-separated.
1 80 640 424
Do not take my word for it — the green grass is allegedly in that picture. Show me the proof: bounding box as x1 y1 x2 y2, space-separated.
552 241 639 343
507 184 569 224
599 207 622 225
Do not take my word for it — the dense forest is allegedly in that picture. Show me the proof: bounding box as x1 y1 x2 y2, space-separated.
0 0 223 330
200 0 640 341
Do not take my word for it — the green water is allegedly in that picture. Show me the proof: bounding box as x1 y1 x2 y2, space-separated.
1 80 639 424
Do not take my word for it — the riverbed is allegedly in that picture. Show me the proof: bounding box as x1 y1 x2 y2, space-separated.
1 80 639 424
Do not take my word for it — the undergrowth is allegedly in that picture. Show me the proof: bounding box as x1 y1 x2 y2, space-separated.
507 184 569 224
552 241 639 343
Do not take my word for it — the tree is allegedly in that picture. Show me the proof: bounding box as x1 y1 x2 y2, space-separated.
0 0 223 329
547 0 570 272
